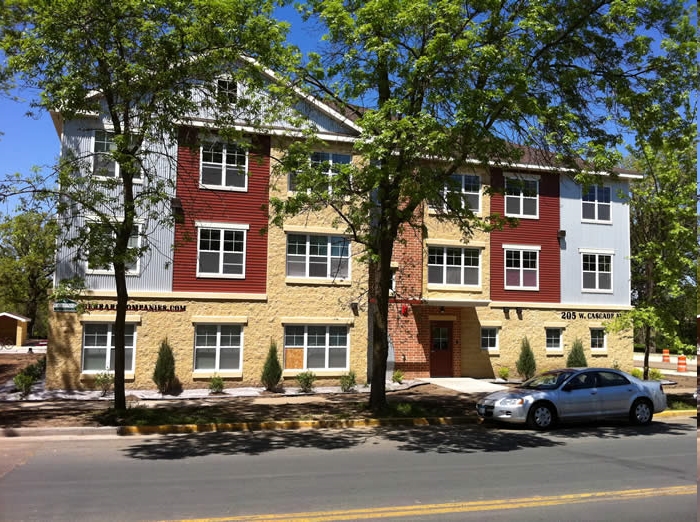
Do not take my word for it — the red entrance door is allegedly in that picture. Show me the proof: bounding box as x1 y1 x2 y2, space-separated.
430 322 453 377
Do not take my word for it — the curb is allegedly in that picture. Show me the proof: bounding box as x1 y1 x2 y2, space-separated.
2 410 695 438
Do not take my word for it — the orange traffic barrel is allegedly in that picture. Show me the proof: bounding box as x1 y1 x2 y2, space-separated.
677 355 687 372
662 349 670 363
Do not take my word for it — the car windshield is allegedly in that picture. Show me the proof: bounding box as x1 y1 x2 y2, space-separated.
520 371 573 390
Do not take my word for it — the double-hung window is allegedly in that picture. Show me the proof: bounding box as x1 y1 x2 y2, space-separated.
481 327 499 351
545 328 563 351
590 328 606 351
215 79 237 105
197 222 248 278
200 141 247 190
92 130 141 180
581 251 612 292
582 185 611 223
431 174 481 213
504 245 539 290
504 175 539 218
288 152 351 192
82 323 135 372
284 325 349 370
194 324 242 371
428 246 480 286
286 234 350 280
86 222 141 275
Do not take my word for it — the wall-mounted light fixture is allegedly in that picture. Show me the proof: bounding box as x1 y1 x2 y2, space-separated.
516 307 523 318
439 306 445 314
557 230 566 238
350 302 360 316
503 307 510 316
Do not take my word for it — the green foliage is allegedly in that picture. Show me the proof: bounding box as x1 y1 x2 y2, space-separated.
13 372 35 398
497 367 510 381
296 371 316 393
339 371 356 392
261 341 283 391
566 339 588 368
516 337 537 380
209 375 225 394
152 339 176 395
648 368 663 381
93 371 114 397
630 368 643 379
391 369 404 384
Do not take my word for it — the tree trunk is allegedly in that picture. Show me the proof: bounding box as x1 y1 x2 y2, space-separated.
112 261 128 412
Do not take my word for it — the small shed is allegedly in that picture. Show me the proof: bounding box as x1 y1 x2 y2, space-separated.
0 312 30 347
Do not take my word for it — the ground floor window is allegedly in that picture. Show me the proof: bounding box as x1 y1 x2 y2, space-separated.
590 328 606 351
82 323 135 372
481 327 499 351
545 328 563 351
284 325 348 370
194 324 242 371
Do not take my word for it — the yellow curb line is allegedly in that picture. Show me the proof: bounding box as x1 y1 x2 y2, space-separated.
116 410 695 436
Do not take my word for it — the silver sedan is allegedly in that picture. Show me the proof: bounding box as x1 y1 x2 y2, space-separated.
476 368 667 430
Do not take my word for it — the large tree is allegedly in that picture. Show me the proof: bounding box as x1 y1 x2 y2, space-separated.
0 0 294 410
0 208 58 337
271 0 697 410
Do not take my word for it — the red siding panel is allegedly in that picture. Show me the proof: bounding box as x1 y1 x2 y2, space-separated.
489 169 560 303
173 131 269 294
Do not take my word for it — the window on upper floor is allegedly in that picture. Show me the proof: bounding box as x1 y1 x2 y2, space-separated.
430 174 481 213
284 325 349 370
196 222 248 278
481 327 499 352
288 152 352 192
581 251 612 292
200 141 248 190
86 222 141 275
582 185 611 223
504 175 539 218
286 234 350 280
194 324 243 371
428 246 481 286
92 130 141 180
504 245 539 290
82 323 136 373
215 79 237 105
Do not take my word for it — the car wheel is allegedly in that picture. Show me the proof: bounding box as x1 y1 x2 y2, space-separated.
527 402 555 430
629 398 653 425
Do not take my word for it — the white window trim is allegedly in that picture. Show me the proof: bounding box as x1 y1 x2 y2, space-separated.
427 245 482 288
502 244 541 291
81 322 136 373
199 140 249 192
285 233 352 281
590 328 607 352
480 326 500 352
85 219 143 276
581 185 612 224
429 173 482 215
504 173 539 219
195 222 249 279
545 327 564 352
284 324 350 371
288 152 352 193
192 323 244 373
579 249 614 294
91 130 143 184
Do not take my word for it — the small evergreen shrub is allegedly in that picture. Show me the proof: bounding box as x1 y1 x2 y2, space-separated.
296 371 316 393
630 368 643 379
497 367 510 381
261 341 283 391
152 339 176 394
566 338 588 368
339 371 357 392
209 375 225 394
515 337 537 380
94 371 114 397
392 369 404 384
13 373 35 398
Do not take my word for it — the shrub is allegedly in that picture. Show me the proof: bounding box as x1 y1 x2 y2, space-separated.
566 338 588 368
152 339 176 394
296 371 316 393
630 368 643 379
261 341 283 391
339 371 357 392
392 369 404 384
209 375 225 394
515 337 537 380
497 367 510 381
13 373 35 398
94 371 114 397
648 368 663 381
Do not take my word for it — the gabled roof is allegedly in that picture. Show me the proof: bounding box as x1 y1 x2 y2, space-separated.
0 312 30 322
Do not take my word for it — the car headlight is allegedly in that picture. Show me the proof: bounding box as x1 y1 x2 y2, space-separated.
499 397 525 406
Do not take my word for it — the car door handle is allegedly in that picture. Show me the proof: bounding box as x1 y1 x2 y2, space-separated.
590 391 597 395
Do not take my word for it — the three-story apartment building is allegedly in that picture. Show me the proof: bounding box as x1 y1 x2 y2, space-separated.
45 78 637 391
